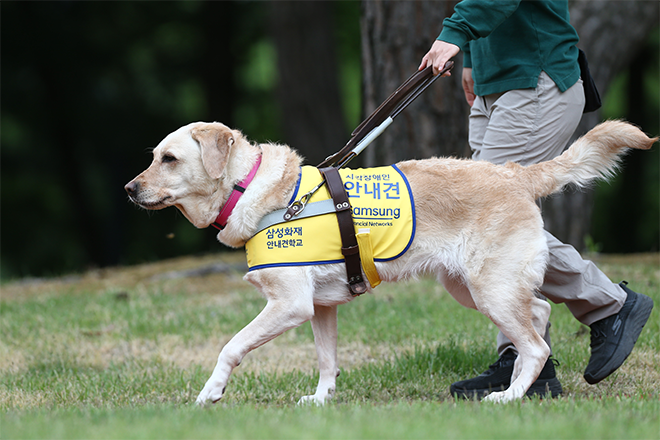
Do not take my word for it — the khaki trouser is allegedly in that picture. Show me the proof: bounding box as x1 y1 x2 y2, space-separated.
468 71 626 355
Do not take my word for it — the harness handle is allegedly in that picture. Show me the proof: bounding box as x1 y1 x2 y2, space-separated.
285 62 454 221
317 61 453 169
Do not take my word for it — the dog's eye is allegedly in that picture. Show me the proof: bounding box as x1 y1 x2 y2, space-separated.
162 154 177 164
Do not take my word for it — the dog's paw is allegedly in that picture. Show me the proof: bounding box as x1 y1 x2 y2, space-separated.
195 382 226 406
482 390 515 403
297 394 330 406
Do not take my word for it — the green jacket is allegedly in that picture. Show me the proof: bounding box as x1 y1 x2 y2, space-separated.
438 0 580 96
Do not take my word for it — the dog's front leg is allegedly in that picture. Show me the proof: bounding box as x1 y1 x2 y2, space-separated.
298 304 339 405
195 298 314 405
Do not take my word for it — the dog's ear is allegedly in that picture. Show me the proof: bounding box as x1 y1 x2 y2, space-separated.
191 124 234 180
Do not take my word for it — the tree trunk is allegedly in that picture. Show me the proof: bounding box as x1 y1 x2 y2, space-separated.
269 1 348 166
361 0 469 167
542 0 659 249
361 0 659 250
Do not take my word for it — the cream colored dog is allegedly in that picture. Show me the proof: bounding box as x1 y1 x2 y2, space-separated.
125 120 654 404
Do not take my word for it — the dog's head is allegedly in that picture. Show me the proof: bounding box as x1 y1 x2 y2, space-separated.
125 122 240 228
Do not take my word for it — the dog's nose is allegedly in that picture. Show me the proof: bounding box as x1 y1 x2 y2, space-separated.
125 180 139 196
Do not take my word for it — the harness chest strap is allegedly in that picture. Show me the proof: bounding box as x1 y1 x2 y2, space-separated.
255 198 337 235
318 167 367 296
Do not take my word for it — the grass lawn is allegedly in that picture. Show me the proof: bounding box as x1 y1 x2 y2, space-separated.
1 252 658 439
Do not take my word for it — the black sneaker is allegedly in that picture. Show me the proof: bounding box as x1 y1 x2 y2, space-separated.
583 282 654 384
450 351 562 400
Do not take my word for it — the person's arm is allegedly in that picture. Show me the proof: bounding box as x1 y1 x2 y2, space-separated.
418 40 460 76
419 0 520 75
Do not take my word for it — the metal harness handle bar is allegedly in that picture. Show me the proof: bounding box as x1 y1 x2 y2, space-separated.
318 61 454 169
284 61 454 220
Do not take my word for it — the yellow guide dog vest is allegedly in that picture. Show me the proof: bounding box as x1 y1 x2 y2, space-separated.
245 165 416 277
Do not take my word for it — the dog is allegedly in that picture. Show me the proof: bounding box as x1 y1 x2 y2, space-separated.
125 120 654 404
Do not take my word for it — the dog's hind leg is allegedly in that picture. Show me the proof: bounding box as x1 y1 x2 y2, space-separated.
298 304 339 405
511 295 551 383
196 268 315 405
478 290 550 403
464 247 550 403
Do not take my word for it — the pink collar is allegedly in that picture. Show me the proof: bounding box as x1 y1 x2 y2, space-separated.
211 154 262 231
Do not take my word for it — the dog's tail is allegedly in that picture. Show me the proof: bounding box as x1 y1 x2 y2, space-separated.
522 120 656 199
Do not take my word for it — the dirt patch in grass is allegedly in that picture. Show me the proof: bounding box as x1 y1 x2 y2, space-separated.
2 332 400 377
1 252 249 300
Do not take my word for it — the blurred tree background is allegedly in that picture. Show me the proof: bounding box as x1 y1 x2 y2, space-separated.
1 1 658 280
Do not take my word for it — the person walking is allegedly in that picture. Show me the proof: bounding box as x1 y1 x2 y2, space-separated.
419 0 654 399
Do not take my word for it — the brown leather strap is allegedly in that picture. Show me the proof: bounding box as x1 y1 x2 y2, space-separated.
318 167 367 296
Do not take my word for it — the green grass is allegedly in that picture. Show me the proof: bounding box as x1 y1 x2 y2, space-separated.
1 253 658 439
4 399 659 440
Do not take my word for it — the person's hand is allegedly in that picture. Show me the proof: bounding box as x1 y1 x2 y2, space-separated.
419 40 460 76
462 68 476 107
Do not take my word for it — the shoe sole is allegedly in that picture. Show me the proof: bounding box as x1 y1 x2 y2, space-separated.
583 292 654 384
451 377 562 400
